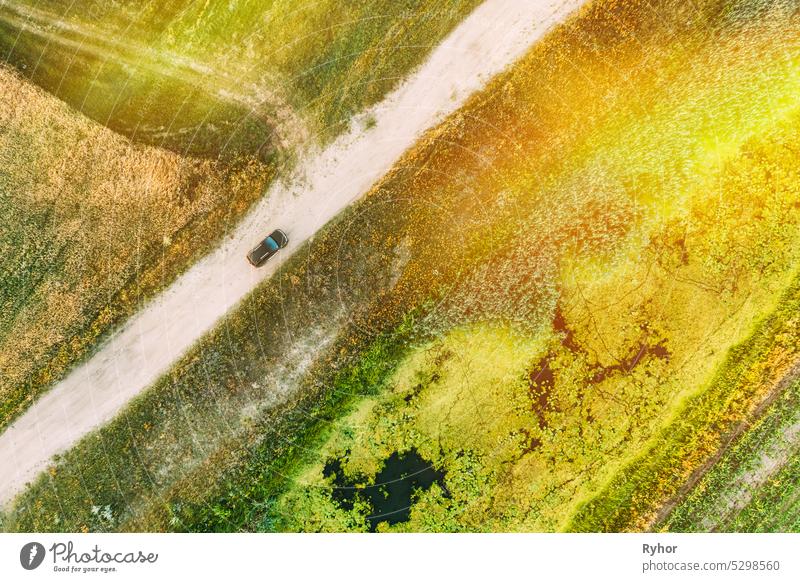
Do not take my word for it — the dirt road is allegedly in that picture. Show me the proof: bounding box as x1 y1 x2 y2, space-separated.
0 0 588 506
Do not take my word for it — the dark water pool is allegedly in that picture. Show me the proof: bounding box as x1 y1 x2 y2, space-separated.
323 448 447 531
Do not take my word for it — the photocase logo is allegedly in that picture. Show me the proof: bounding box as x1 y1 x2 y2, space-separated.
20 542 46 570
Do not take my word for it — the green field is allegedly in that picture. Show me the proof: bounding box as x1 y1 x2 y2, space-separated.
568 277 800 531
3 0 800 532
0 0 481 157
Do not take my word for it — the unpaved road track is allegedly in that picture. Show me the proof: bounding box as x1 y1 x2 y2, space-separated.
0 0 588 506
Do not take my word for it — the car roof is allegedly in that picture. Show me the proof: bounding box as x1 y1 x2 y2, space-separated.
269 229 288 244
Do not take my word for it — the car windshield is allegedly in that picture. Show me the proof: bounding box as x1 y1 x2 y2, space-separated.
264 237 279 251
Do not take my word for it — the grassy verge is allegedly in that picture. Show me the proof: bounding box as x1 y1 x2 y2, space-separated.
166 314 421 532
663 373 800 532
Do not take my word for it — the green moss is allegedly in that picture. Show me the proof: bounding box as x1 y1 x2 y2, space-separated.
270 323 546 532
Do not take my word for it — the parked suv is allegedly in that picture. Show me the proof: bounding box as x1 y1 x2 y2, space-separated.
247 229 288 267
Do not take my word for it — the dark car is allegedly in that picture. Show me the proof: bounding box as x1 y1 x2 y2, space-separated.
247 229 289 267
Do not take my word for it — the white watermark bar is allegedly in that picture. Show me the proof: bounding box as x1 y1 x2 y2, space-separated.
0 533 797 581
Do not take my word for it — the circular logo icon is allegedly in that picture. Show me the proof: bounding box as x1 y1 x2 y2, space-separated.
20 542 46 570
